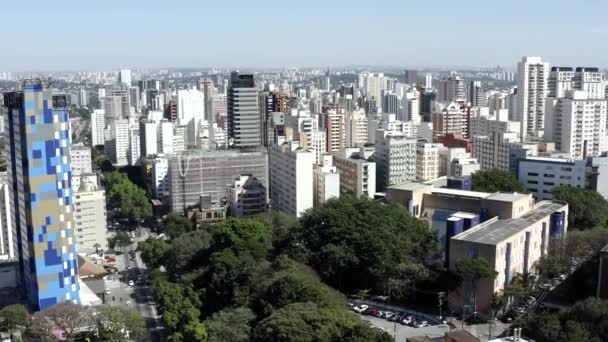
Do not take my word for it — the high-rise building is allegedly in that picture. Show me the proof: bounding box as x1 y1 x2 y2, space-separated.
402 89 421 123
69 145 92 191
332 149 376 198
432 101 471 141
473 132 538 172
119 69 132 86
545 90 608 159
269 141 314 217
168 149 268 212
197 78 214 123
128 124 141 165
78 88 88 107
375 131 417 190
140 120 159 157
437 76 465 102
517 56 549 140
404 70 418 85
228 72 261 148
73 174 107 253
104 119 129 166
313 154 340 207
425 74 433 90
359 72 387 110
320 111 344 152
3 80 80 310
416 140 444 181
91 109 105 146
468 81 483 107
345 111 368 148
549 67 605 100
151 156 170 199
548 67 574 98
103 85 130 125
382 92 399 114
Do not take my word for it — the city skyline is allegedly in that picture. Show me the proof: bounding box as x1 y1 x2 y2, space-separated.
2 0 608 71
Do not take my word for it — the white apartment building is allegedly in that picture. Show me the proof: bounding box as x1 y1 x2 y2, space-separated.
416 140 443 181
70 145 92 191
359 72 387 106
332 149 376 198
473 132 538 171
517 56 549 140
91 109 105 146
269 141 315 217
128 124 141 166
545 90 608 159
470 114 521 139
320 111 344 152
173 124 187 154
549 66 605 99
375 130 417 190
140 121 159 157
313 154 340 207
151 156 169 199
0 174 14 262
402 89 421 124
73 174 107 253
517 157 587 200
345 111 368 147
159 120 174 155
227 175 267 217
104 118 129 166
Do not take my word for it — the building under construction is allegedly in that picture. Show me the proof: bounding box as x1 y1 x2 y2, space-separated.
168 149 268 212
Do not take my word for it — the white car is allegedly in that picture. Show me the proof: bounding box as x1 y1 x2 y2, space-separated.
128 280 135 286
105 289 111 295
416 321 429 328
353 304 369 313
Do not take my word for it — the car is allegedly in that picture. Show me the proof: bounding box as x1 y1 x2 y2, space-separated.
527 296 537 305
384 312 395 320
105 257 116 263
353 304 368 313
105 289 111 295
401 316 414 325
416 321 429 328
369 309 380 317
126 266 132 270
128 280 135 286
126 300 132 305
377 311 387 318
558 274 567 281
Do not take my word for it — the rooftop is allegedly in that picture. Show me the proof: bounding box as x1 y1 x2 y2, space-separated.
431 188 490 199
453 200 567 245
388 182 432 192
485 192 529 202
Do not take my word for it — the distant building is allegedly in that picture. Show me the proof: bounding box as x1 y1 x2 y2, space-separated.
432 101 471 141
517 56 549 140
151 156 169 199
70 145 92 191
228 72 261 148
0 174 13 262
91 109 105 146
437 76 465 102
416 140 444 182
227 175 267 217
473 132 538 172
375 131 417 190
332 148 376 198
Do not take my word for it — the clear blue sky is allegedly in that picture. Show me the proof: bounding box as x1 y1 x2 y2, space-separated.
2 0 607 70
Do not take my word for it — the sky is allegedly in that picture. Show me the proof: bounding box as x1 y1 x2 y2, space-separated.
2 0 608 71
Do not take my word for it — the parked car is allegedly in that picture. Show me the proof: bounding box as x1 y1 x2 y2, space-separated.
353 304 368 313
369 309 380 317
128 280 135 286
558 274 567 281
416 321 429 328
401 316 414 325
384 312 395 320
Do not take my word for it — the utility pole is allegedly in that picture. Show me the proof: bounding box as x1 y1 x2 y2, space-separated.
438 292 446 320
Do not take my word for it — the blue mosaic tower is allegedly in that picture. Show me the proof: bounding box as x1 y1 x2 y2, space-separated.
3 80 80 310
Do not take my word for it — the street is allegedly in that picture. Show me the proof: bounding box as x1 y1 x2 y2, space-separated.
104 228 166 341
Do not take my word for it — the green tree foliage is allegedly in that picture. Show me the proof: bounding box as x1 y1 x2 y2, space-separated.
251 257 346 317
471 169 527 193
96 305 145 341
95 155 115 172
455 257 498 281
106 172 152 223
164 230 212 276
0 304 29 331
138 238 170 269
292 196 440 293
25 302 95 341
152 278 207 342
161 213 194 239
203 307 256 342
253 302 391 342
108 232 132 250
552 185 608 228
522 297 608 342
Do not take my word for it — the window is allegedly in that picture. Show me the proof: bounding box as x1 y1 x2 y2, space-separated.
527 172 539 176
528 180 538 185
544 182 554 186
543 174 555 178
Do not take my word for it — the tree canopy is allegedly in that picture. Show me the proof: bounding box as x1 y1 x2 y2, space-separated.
0 304 29 331
105 172 152 223
108 232 132 250
552 185 608 228
291 196 440 293
522 297 608 342
160 213 194 239
471 169 527 193
203 307 255 342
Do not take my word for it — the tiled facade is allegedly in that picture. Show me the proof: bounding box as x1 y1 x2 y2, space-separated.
3 80 80 310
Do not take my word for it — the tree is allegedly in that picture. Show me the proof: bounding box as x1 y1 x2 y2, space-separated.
203 307 255 342
0 304 29 331
95 155 115 173
291 196 440 293
160 213 194 239
95 305 146 341
108 232 132 250
253 302 390 342
552 185 608 228
454 257 498 312
25 302 95 341
105 172 152 223
138 238 170 269
471 169 527 193
164 230 212 276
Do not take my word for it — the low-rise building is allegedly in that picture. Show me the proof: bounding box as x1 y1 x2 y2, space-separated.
73 174 107 253
332 148 376 198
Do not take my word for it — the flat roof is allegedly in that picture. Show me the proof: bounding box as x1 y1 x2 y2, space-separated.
431 188 490 199
388 182 432 192
453 201 567 245
485 192 530 202
522 156 577 164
